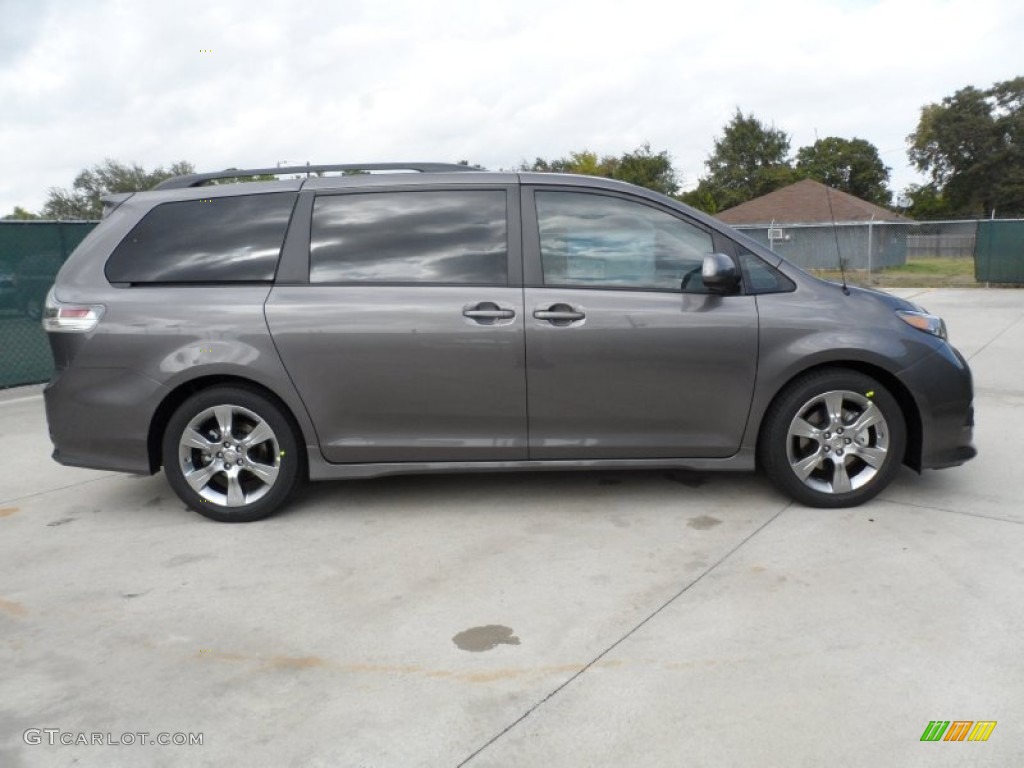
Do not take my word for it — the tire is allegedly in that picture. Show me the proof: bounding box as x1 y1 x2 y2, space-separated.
162 386 303 522
758 368 906 508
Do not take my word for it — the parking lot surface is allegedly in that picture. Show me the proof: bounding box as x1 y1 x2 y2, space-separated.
1 288 1022 767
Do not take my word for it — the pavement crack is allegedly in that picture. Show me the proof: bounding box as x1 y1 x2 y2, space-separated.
966 310 1024 362
880 496 1023 525
0 474 119 507
900 289 933 301
456 504 790 767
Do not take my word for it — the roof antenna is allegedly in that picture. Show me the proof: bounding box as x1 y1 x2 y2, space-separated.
816 129 849 295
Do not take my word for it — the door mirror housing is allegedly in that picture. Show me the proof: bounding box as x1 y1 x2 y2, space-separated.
702 253 741 295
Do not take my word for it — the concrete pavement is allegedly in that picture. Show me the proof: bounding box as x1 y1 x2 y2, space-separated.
1 288 1022 767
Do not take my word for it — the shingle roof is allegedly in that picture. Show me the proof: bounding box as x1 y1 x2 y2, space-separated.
715 179 905 225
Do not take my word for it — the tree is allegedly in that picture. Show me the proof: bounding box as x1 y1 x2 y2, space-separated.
522 143 679 196
42 159 195 219
523 150 606 175
2 206 40 220
902 183 955 220
677 187 720 214
209 168 278 184
908 77 1024 217
689 109 797 212
610 143 679 196
795 137 892 206
524 149 605 176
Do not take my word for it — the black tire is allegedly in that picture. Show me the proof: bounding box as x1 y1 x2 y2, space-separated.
758 368 906 508
162 386 303 522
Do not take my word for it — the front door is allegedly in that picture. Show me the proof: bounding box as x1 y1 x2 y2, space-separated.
522 188 758 459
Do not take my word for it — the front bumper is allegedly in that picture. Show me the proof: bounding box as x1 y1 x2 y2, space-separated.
898 342 976 470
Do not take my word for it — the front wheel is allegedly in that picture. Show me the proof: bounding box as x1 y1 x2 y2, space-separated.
162 386 303 522
758 369 906 508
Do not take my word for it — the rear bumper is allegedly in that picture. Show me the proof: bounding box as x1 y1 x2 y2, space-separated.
898 342 976 470
44 366 164 474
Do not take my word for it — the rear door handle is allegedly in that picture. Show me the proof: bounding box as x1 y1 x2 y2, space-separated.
463 302 516 324
533 304 585 324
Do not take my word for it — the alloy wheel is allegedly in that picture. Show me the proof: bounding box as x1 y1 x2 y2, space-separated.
177 404 281 507
785 389 890 495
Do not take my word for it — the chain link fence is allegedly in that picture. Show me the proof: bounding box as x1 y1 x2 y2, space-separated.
735 221 909 271
735 219 1024 283
733 220 988 272
1 222 97 389
906 221 977 260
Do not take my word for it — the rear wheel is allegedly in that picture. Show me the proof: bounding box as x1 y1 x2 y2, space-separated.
162 387 302 522
759 369 906 508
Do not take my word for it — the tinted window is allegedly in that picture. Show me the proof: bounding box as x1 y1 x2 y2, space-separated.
536 191 714 292
739 249 796 294
310 191 507 285
105 193 296 283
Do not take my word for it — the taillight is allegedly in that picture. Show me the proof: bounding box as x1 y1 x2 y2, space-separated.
42 288 104 333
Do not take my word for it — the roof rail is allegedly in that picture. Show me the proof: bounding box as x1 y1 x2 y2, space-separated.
153 163 484 190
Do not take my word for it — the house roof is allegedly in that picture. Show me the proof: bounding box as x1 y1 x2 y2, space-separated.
715 179 905 225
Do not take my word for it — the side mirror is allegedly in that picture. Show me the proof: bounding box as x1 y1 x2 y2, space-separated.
701 253 741 295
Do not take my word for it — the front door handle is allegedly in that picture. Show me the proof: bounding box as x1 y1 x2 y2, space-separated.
463 302 516 324
534 304 585 325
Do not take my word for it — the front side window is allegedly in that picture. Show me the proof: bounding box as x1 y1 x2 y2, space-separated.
535 191 715 292
739 249 796 294
105 193 296 283
310 190 507 285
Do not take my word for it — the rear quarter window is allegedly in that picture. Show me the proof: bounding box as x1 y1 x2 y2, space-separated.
105 193 297 283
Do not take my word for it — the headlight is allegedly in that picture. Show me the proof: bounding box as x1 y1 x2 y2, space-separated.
896 309 947 340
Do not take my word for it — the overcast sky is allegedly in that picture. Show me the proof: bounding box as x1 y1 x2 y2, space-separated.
1 0 1021 214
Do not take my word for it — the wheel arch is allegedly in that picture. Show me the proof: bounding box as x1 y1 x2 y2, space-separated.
754 361 923 472
147 375 309 475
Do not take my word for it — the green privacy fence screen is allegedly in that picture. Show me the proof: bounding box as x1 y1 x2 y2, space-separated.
975 220 1024 284
1 221 98 389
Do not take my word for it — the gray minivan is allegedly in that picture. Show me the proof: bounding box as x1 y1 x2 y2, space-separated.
42 163 975 522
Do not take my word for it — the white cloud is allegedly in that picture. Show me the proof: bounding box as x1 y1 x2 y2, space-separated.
1 0 1022 212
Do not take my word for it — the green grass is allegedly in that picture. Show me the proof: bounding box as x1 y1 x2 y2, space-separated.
810 257 977 288
884 257 975 278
